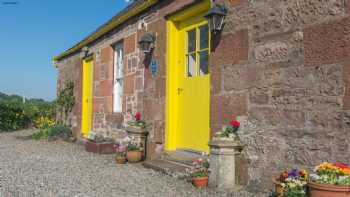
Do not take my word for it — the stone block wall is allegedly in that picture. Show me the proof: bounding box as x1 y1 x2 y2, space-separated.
56 0 197 156
56 0 350 192
56 54 82 137
210 0 350 192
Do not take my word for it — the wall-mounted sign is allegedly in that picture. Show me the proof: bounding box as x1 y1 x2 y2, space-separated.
150 58 158 77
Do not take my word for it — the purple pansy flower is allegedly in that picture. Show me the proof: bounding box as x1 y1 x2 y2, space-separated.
288 169 298 177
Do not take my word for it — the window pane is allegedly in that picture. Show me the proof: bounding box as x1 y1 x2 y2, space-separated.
114 79 123 112
187 53 196 77
199 25 209 50
199 51 209 76
114 45 123 78
113 43 123 113
187 30 196 53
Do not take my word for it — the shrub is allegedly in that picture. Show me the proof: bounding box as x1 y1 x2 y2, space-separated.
32 124 72 140
0 92 56 132
24 101 56 126
32 128 49 140
47 124 72 138
0 102 30 131
34 116 56 129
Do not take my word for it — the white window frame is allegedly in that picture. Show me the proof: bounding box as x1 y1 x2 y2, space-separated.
113 42 124 113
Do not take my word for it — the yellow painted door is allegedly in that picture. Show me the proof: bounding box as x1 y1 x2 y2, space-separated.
81 57 93 138
165 1 210 153
177 19 210 152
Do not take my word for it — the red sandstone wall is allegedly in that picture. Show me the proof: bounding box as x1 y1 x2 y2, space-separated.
56 0 350 193
211 0 350 191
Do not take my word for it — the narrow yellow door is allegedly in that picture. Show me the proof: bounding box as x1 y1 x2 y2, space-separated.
166 1 210 153
178 19 210 152
81 57 93 138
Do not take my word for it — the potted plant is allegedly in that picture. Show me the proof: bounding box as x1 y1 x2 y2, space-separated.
215 119 240 139
272 169 308 197
126 142 143 163
114 144 127 164
127 112 146 128
187 158 210 188
309 162 350 197
125 112 148 159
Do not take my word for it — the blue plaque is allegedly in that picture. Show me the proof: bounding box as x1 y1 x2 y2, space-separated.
150 58 158 77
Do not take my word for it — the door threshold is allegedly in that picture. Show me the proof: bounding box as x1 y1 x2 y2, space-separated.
175 148 203 156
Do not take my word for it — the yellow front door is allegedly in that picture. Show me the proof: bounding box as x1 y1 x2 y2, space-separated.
166 1 210 153
81 57 93 138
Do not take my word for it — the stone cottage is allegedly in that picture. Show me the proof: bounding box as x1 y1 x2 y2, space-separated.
54 0 350 192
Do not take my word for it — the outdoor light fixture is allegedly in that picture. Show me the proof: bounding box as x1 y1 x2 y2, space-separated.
80 46 89 58
205 4 228 34
138 33 156 53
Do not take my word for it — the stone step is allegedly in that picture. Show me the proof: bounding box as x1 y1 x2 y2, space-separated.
162 150 202 166
142 159 191 179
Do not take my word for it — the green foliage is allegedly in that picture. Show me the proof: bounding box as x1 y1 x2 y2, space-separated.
32 128 49 140
24 101 56 123
0 93 22 103
218 125 239 138
57 81 75 123
32 124 72 140
191 171 209 178
339 176 350 185
284 190 307 197
127 120 146 127
0 92 56 132
115 151 126 158
0 102 30 131
127 143 140 151
47 124 72 138
188 158 210 178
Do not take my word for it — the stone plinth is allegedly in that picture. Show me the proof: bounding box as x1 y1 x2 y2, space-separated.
209 137 243 191
125 126 149 160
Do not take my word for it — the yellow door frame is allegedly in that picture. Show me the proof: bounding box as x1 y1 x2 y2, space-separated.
81 56 94 138
165 0 210 152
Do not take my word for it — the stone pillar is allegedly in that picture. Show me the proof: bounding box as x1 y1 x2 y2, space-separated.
125 126 149 160
209 137 243 191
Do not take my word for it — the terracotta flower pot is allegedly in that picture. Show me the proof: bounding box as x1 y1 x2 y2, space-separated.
126 151 142 163
309 181 350 197
272 178 284 197
115 156 127 164
192 176 209 188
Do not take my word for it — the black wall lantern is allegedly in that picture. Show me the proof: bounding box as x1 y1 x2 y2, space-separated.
138 33 156 53
80 46 90 58
205 4 228 34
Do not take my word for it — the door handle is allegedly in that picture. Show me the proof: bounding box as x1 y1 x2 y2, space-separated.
178 88 183 94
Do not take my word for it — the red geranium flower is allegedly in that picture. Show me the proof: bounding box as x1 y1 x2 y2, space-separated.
335 162 349 169
135 112 141 121
229 120 240 127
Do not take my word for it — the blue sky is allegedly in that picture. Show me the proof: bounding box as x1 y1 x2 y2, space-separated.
0 0 129 101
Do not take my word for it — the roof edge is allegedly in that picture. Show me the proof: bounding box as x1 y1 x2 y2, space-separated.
53 0 158 62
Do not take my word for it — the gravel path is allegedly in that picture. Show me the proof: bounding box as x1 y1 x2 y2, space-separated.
0 130 262 197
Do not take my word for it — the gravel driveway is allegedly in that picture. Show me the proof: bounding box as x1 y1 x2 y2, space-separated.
0 130 260 197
